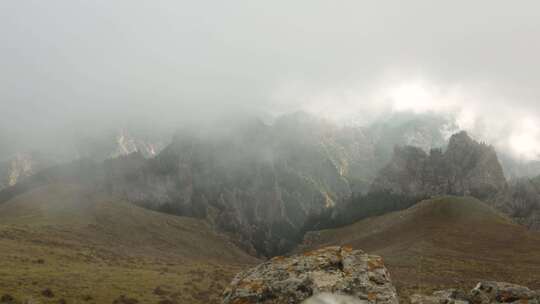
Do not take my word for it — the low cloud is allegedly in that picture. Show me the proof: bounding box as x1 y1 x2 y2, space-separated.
271 74 540 161
1 1 539 160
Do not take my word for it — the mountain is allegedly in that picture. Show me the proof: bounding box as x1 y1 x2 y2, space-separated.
0 183 257 304
368 131 540 231
0 114 499 258
0 127 168 193
370 131 507 200
104 114 373 256
298 196 540 301
3 113 540 302
0 114 379 257
0 113 474 257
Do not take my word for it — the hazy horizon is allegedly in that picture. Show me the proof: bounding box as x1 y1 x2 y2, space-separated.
1 1 539 160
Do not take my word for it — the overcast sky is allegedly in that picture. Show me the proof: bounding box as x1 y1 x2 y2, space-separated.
1 1 539 159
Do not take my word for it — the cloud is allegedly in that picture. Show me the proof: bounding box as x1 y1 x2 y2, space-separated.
272 73 540 160
0 1 539 160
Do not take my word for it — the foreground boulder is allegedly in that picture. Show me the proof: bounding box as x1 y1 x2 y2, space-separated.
222 246 398 304
411 281 540 304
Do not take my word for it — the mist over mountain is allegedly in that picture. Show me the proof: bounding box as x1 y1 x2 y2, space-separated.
0 112 460 255
371 131 507 199
2 1 540 303
0 112 531 258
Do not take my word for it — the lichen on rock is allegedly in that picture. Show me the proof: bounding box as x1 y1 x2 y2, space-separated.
222 246 398 304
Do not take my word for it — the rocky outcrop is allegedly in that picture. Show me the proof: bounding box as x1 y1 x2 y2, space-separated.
370 131 507 200
369 130 540 232
222 246 398 304
412 281 540 304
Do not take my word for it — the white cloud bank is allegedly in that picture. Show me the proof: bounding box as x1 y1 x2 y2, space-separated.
272 74 540 161
1 1 539 161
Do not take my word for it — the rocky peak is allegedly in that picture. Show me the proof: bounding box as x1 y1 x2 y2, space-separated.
222 246 398 304
370 131 507 200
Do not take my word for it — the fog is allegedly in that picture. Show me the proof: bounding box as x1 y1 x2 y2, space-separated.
1 1 539 160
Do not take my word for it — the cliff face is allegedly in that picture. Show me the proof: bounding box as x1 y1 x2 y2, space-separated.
104 115 376 256
367 131 540 230
370 131 508 200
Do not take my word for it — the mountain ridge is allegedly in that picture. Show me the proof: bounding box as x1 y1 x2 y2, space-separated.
370 131 507 200
1 114 536 259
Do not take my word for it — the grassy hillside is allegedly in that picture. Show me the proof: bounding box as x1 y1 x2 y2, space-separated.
0 184 258 304
297 196 540 302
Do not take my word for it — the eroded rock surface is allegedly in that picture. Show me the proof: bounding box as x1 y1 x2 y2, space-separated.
222 246 398 304
370 131 507 200
411 281 540 304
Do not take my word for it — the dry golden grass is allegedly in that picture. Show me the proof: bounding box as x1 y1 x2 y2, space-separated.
0 184 259 304
298 196 540 302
